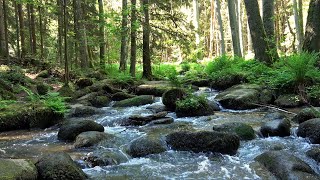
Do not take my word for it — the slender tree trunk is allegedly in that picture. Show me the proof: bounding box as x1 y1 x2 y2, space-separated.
298 0 303 40
237 0 244 56
193 0 200 46
244 0 273 64
18 2 26 58
57 0 63 64
142 0 152 79
130 0 137 77
209 0 215 57
227 0 242 57
98 0 106 68
63 0 69 85
119 0 128 71
0 0 6 58
293 0 301 52
262 0 279 59
14 1 21 58
38 1 44 59
30 3 37 55
303 0 320 53
3 0 8 58
215 0 225 55
27 4 33 55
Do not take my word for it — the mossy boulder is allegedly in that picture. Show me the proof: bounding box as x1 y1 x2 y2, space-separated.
35 152 87 180
75 78 93 89
37 70 50 78
113 95 154 107
175 96 214 117
36 83 50 95
260 119 291 137
274 94 304 108
255 151 319 180
128 136 167 157
58 84 75 99
69 105 102 117
84 148 128 167
74 131 112 148
166 131 240 155
0 103 64 132
136 84 170 96
292 107 320 124
162 88 187 111
212 122 255 140
297 118 320 144
0 159 38 180
58 120 104 141
210 73 247 90
89 95 110 108
111 92 136 101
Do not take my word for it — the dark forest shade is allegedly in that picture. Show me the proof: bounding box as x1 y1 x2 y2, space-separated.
303 0 320 53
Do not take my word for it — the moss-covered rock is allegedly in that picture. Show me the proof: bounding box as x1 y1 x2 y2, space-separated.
136 84 171 97
75 78 93 89
36 83 50 95
166 131 240 155
113 95 154 107
89 95 110 108
210 74 247 90
0 103 64 132
255 151 319 180
260 119 291 137
111 92 136 101
74 131 112 148
37 70 50 78
69 105 102 117
162 88 187 111
0 159 38 180
84 148 128 167
58 84 75 99
36 152 87 180
128 136 167 157
274 94 304 108
292 107 320 124
175 96 214 117
297 118 320 144
58 120 104 141
213 122 255 140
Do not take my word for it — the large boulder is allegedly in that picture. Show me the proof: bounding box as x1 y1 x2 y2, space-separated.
0 159 38 180
136 83 171 96
75 78 93 89
162 88 187 111
306 148 320 163
212 122 255 140
255 151 319 180
215 84 273 110
292 107 320 124
89 95 110 108
69 105 102 117
210 74 247 90
111 92 135 101
274 94 304 108
35 152 87 180
175 96 214 117
166 131 240 155
58 120 104 141
74 131 112 148
260 119 291 137
128 136 167 157
297 118 320 144
113 95 154 107
84 148 128 167
122 112 172 126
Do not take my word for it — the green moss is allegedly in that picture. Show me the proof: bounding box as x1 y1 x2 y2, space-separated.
0 159 37 180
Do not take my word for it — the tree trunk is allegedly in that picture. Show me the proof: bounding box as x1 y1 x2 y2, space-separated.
0 0 5 58
30 3 37 55
244 0 273 64
209 0 215 57
98 0 106 69
130 0 137 77
303 0 320 53
298 0 303 40
215 0 226 55
227 0 242 57
262 0 279 59
63 0 69 85
193 0 200 46
2 0 8 58
237 0 244 57
38 1 44 59
119 0 128 71
142 0 152 79
57 0 63 64
18 2 26 58
14 1 21 58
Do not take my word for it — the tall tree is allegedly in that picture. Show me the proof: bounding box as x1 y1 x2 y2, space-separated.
303 0 320 53
30 2 37 55
293 0 302 52
3 0 9 58
18 2 26 58
227 0 242 57
244 0 273 64
142 0 152 79
193 0 200 46
98 0 106 68
63 0 69 85
14 1 20 58
57 0 63 64
0 0 6 58
130 0 137 77
215 0 225 55
38 0 44 59
119 0 128 71
209 0 215 57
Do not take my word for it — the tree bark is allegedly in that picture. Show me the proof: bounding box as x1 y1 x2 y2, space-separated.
18 2 26 58
237 0 244 57
98 0 106 68
227 0 242 57
38 0 44 59
193 0 200 46
130 0 137 77
215 0 226 55
209 0 215 57
142 0 152 79
244 0 273 64
63 0 69 85
14 1 21 58
120 0 128 71
0 0 6 58
2 0 8 58
30 3 37 55
303 0 320 53
57 0 63 64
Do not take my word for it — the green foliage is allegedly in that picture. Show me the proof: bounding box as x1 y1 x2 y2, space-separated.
176 95 207 111
152 64 178 80
104 64 139 85
0 100 16 110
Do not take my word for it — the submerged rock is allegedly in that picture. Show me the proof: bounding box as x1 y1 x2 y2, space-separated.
292 107 320 124
74 131 112 148
212 122 255 140
36 152 87 180
128 136 167 157
166 131 240 155
162 88 187 111
84 148 128 167
0 159 38 180
274 94 304 108
146 104 167 113
122 111 171 126
297 118 320 144
113 95 154 107
255 151 319 180
260 119 291 137
58 120 104 141
306 148 320 163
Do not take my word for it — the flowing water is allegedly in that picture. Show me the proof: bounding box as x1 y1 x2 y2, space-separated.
0 88 319 179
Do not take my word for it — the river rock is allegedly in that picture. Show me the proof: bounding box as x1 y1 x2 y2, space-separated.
210 74 247 90
36 152 87 180
69 105 102 117
297 118 320 144
162 88 187 111
89 95 110 108
260 119 291 137
74 131 113 148
255 151 319 180
306 148 320 163
274 94 304 108
215 84 273 110
208 100 221 111
111 92 136 101
0 159 38 180
212 122 255 140
147 117 174 125
113 95 154 107
263 112 286 120
84 148 128 167
128 136 167 157
146 104 167 113
292 107 320 124
175 97 214 117
122 112 170 126
76 78 93 89
136 84 170 96
166 131 240 155
58 120 104 141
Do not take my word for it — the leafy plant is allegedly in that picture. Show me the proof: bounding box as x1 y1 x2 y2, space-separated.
0 100 16 110
176 95 207 110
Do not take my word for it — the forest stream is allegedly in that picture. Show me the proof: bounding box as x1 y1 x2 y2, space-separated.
0 88 319 179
